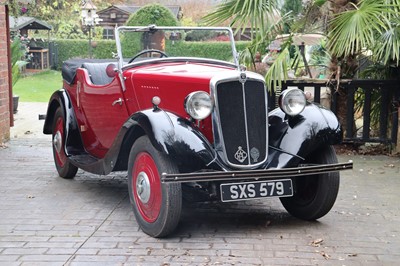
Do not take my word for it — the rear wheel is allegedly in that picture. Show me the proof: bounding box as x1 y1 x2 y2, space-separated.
280 146 340 220
52 107 78 179
128 136 182 237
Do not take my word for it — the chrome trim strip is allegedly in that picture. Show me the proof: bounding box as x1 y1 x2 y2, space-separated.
241 81 251 165
161 161 354 183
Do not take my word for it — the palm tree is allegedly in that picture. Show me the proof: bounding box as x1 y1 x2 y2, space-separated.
203 0 280 39
205 0 400 79
204 0 400 135
202 0 286 71
328 0 399 76
327 0 399 133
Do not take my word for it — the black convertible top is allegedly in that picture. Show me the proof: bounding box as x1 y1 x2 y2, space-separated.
62 59 116 85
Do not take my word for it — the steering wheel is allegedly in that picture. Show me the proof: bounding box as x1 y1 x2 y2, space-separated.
128 49 168 63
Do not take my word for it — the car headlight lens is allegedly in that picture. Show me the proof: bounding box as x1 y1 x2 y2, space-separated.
279 88 306 116
184 91 213 120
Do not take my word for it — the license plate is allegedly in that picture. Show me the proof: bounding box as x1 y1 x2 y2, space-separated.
220 179 293 202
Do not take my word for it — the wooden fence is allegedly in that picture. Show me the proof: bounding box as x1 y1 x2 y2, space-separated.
274 79 400 146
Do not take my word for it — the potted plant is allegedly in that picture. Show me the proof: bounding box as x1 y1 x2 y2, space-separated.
10 34 30 113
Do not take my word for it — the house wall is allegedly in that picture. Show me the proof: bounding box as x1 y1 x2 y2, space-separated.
0 5 11 143
98 7 130 28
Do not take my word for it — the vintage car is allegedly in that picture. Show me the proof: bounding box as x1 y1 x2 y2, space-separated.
43 26 353 237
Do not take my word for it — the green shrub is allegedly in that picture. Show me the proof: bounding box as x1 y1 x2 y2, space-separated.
126 4 178 26
54 39 116 69
167 41 249 62
124 4 178 52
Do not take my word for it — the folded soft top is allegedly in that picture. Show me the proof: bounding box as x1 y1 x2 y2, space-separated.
62 59 116 85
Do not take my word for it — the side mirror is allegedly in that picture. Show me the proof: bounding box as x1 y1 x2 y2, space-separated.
106 63 117 78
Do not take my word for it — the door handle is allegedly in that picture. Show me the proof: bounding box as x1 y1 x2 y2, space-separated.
112 98 123 106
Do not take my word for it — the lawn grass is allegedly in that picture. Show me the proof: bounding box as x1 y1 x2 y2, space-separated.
13 70 62 102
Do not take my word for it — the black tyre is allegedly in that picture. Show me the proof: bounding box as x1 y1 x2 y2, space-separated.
52 107 78 179
280 146 340 220
128 136 182 237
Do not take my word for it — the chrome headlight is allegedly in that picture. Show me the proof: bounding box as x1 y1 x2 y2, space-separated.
279 88 306 116
184 91 213 120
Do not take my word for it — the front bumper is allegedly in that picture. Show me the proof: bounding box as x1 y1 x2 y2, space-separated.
161 161 353 183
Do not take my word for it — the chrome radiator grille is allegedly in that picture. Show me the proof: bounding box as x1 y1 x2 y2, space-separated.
213 75 268 168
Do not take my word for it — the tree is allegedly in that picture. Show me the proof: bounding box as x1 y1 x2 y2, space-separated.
326 0 400 134
124 4 178 52
203 0 287 76
125 4 178 27
202 0 280 40
204 0 400 137
14 0 123 39
283 0 303 16
328 0 399 77
204 0 400 87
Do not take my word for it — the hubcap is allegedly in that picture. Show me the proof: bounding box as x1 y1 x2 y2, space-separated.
136 171 151 203
53 117 66 168
53 131 62 153
132 152 162 223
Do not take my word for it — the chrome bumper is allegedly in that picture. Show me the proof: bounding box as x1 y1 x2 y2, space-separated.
161 161 353 183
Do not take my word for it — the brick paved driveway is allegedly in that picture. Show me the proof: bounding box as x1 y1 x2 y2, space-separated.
0 103 399 265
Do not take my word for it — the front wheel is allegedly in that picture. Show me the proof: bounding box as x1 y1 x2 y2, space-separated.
280 146 340 220
52 107 78 179
128 136 182 237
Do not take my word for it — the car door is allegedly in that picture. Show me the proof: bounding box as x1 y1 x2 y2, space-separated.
78 77 129 158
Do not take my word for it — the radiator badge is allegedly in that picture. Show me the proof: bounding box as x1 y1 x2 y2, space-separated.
250 147 260 163
239 72 247 83
234 146 247 163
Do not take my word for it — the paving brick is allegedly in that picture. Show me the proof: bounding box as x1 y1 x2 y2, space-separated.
21 263 67 266
212 243 254 250
44 248 80 255
68 262 124 266
165 242 212 250
77 240 118 249
2 247 49 255
116 241 164 249
124 255 171 264
68 255 127 263
0 255 20 262
18 254 71 262
74 248 99 255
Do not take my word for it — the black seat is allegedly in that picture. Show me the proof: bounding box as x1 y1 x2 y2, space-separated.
82 62 115 85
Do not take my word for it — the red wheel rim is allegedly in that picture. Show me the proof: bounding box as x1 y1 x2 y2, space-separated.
54 117 67 168
132 152 162 223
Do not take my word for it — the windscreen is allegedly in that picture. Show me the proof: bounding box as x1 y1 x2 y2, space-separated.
116 27 238 66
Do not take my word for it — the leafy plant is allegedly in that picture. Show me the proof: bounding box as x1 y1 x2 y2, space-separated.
203 0 286 70
308 39 331 78
203 0 279 40
10 35 30 87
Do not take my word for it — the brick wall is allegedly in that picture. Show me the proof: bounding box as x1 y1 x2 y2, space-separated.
0 5 10 143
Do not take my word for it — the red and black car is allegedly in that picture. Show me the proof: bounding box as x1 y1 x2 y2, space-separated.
43 26 352 237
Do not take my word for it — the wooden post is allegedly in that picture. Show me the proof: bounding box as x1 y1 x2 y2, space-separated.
396 107 400 154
